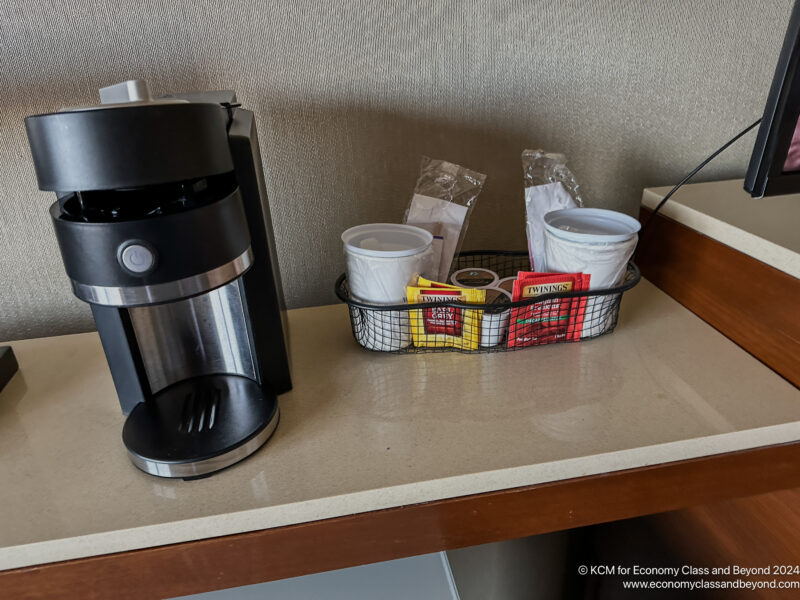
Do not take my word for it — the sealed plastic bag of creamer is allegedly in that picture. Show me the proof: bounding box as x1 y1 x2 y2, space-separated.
407 279 485 350
404 157 486 281
522 149 583 271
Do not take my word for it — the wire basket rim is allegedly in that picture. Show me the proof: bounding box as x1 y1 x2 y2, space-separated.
335 251 640 311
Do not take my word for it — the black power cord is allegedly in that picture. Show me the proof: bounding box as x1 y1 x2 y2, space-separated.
641 118 762 234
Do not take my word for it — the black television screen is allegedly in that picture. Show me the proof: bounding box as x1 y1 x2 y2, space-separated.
745 0 800 197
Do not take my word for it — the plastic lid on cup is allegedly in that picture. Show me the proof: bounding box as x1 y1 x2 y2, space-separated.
544 208 641 243
342 223 433 257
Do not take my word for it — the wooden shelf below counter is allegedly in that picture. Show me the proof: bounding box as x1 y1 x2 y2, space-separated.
1 281 799 599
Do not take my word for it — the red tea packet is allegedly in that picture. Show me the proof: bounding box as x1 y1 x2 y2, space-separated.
508 271 590 347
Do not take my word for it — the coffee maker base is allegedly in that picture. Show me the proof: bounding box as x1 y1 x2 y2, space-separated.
122 374 280 479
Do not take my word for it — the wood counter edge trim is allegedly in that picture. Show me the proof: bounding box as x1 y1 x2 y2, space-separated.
3 441 800 600
637 207 800 388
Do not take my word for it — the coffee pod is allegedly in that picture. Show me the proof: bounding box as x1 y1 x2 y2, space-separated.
495 276 516 294
450 267 499 289
480 288 512 348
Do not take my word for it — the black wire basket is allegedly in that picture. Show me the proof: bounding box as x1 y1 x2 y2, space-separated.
335 251 641 353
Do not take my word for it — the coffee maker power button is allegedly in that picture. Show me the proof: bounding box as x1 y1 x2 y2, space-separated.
119 243 156 274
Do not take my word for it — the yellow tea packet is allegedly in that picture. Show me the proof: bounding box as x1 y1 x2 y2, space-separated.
407 279 485 350
415 275 459 289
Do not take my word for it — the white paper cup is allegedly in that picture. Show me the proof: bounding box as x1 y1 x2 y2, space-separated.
542 209 640 337
342 223 434 304
342 224 434 350
349 306 412 352
543 231 637 289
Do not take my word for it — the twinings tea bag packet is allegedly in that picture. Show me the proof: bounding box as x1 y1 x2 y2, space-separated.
416 275 457 288
407 279 485 350
508 271 590 347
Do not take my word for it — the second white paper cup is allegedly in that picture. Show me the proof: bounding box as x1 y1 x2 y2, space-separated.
543 230 637 290
542 209 639 337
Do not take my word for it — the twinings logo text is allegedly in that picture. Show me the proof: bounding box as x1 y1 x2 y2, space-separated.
523 282 573 296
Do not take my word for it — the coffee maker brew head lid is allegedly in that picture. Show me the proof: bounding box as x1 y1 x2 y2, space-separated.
24 80 234 192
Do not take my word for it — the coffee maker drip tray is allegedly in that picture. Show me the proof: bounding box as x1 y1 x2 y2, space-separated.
122 374 279 479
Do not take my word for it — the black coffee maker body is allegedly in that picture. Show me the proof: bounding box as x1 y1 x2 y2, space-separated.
25 81 291 478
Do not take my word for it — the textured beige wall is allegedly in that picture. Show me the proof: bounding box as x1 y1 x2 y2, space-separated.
0 0 792 340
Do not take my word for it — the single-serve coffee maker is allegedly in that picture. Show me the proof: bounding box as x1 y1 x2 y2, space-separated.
25 80 291 478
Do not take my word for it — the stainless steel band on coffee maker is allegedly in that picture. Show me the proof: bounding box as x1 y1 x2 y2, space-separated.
71 247 253 306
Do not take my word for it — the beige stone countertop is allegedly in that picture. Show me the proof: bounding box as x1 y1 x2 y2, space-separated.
642 179 800 278
1 279 799 570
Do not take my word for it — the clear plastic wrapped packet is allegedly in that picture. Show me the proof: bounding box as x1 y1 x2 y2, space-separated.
404 157 486 281
522 149 583 271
